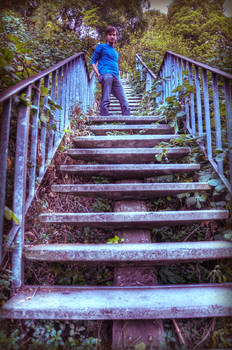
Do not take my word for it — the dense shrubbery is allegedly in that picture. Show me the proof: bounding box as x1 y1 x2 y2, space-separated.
119 1 232 75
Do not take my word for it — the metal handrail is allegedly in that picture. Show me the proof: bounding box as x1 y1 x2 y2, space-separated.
0 52 96 289
158 51 232 80
136 51 232 193
136 54 157 80
0 53 93 103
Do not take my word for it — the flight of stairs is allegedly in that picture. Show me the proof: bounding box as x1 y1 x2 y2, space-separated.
1 79 232 347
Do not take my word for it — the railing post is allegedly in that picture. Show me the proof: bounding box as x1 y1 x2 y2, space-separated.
224 79 232 191
12 85 32 290
0 98 12 263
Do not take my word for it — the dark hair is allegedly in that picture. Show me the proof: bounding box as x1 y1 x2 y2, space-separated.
105 26 118 35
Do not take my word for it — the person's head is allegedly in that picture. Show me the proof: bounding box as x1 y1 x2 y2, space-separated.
105 26 118 46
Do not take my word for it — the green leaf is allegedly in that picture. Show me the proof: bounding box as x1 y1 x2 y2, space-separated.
224 233 232 240
12 212 20 225
208 179 219 187
155 154 163 162
4 206 20 224
215 184 225 192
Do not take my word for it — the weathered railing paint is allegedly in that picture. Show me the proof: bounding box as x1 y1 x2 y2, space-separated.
136 51 232 193
0 53 96 285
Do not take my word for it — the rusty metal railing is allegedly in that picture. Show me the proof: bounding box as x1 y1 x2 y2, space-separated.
136 51 232 194
0 52 96 287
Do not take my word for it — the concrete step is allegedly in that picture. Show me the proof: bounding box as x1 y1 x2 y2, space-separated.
39 210 228 228
87 116 161 124
59 163 200 178
1 284 231 320
88 124 173 135
51 182 211 199
110 97 141 101
109 106 138 110
73 134 181 148
67 147 190 163
25 241 232 263
110 102 140 106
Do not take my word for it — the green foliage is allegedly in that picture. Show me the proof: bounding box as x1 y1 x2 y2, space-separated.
0 320 101 349
91 198 112 212
0 268 13 304
107 235 124 244
120 1 232 74
0 329 24 349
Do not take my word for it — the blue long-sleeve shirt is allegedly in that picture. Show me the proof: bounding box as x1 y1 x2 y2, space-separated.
91 43 119 79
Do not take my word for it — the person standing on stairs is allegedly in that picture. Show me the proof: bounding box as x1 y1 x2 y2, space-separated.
91 26 130 116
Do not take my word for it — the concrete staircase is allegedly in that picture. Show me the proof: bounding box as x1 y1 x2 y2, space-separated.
1 79 232 348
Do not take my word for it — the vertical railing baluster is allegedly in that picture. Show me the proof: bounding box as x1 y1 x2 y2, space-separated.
39 74 50 178
12 86 32 290
183 60 190 131
173 56 178 91
178 58 182 86
202 69 213 161
65 62 71 127
212 74 223 174
194 66 203 136
224 78 232 190
70 60 74 105
188 62 196 135
61 64 68 133
161 67 165 103
27 80 41 210
47 70 57 160
0 97 12 263
167 54 172 97
56 66 63 144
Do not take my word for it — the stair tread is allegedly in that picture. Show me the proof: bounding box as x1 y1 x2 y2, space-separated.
39 210 228 227
87 116 161 124
89 124 173 135
51 182 211 198
25 241 232 262
1 284 232 319
59 163 201 178
67 147 190 162
68 147 190 154
73 134 184 148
